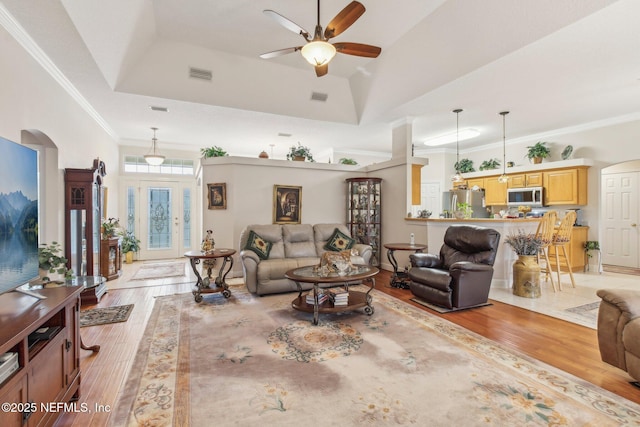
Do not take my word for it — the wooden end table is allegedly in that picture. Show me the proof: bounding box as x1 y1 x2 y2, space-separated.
184 249 236 302
285 265 378 325
383 243 428 289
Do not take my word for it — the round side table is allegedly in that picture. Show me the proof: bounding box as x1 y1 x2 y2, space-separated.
383 243 428 289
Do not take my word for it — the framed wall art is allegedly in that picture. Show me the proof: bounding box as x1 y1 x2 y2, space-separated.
207 183 227 210
273 185 301 224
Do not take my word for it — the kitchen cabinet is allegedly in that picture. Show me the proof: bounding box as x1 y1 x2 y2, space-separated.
548 226 588 272
508 172 543 188
466 178 485 189
411 164 422 205
543 167 588 205
483 176 507 206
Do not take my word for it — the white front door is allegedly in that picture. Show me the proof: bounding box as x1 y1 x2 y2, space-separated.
121 180 196 261
601 171 639 267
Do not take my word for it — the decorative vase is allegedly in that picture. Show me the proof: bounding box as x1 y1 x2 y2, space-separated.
293 155 305 162
512 255 541 298
125 251 134 264
258 151 269 159
532 157 543 164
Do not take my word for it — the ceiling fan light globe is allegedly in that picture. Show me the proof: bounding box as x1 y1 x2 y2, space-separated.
301 41 336 66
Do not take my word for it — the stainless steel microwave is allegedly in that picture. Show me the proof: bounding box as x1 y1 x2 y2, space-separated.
507 187 544 207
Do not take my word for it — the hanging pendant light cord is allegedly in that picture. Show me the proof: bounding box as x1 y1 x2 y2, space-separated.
498 111 510 183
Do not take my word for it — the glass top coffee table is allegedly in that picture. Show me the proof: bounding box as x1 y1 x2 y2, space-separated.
285 264 378 325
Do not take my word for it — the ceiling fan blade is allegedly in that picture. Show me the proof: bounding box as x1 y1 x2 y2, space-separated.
315 64 328 77
263 10 310 40
324 1 366 40
259 47 301 59
334 42 381 58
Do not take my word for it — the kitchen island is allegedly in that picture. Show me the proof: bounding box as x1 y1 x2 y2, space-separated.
406 217 541 288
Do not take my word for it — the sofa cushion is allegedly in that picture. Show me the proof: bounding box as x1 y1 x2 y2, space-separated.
324 228 356 252
283 224 317 258
244 230 273 260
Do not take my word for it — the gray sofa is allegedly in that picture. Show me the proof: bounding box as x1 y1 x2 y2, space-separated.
239 223 372 295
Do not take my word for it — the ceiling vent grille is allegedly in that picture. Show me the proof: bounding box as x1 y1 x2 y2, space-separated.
278 132 292 137
311 92 328 102
150 106 169 112
189 67 213 81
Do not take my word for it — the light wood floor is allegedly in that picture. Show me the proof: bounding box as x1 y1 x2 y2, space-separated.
56 267 640 426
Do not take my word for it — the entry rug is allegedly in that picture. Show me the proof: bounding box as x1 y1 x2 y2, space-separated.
131 261 186 281
111 287 640 426
80 304 134 327
565 301 600 324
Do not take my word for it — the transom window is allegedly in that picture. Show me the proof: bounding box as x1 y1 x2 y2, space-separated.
124 156 194 175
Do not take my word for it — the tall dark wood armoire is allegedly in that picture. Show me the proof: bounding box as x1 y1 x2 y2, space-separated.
64 159 106 276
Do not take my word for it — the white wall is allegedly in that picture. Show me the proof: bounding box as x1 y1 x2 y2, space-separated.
0 25 120 246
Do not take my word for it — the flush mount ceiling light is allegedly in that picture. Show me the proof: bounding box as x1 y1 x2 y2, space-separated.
423 128 480 147
451 109 464 184
498 111 510 184
144 127 165 166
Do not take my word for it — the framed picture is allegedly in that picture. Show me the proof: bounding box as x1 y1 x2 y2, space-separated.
207 183 227 210
273 185 301 224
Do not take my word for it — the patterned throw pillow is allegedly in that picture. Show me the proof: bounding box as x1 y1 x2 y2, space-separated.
324 228 355 252
244 230 273 260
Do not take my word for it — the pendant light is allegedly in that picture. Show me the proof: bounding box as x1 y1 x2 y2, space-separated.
497 111 510 184
144 127 165 166
451 108 464 184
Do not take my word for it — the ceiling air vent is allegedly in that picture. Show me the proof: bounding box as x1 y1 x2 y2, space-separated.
310 92 328 102
278 132 292 137
189 67 213 81
150 106 168 112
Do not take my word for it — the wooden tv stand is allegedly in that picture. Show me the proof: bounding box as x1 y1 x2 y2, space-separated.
0 286 82 427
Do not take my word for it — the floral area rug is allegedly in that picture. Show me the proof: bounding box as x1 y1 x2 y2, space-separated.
111 286 640 426
80 304 134 327
130 261 186 281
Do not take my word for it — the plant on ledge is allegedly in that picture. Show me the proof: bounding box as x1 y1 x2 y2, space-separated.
455 158 475 173
526 141 551 163
201 146 228 158
38 242 72 280
504 230 543 256
338 157 358 165
286 143 315 162
479 158 500 171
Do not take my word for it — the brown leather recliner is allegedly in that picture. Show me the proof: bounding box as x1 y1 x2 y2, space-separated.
597 288 640 385
408 225 501 310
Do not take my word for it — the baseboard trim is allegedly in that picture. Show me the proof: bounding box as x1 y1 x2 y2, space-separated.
603 265 640 276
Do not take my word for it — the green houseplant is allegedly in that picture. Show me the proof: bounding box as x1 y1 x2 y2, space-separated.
286 143 315 162
120 230 141 263
479 158 500 171
338 157 358 165
102 217 120 239
201 146 228 158
526 142 551 164
38 241 72 281
455 158 475 173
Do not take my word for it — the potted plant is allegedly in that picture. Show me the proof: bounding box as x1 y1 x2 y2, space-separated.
526 141 551 164
455 158 475 173
286 143 314 162
455 202 473 219
38 241 72 282
504 231 543 298
102 217 121 239
338 157 358 165
120 230 141 264
201 146 228 158
479 158 500 171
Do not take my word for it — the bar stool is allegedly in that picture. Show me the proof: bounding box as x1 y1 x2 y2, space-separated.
535 210 558 292
550 210 577 290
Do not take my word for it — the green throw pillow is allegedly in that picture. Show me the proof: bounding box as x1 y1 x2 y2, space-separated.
244 230 272 260
324 228 355 252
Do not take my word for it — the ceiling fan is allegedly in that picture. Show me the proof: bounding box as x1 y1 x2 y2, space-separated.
259 0 381 77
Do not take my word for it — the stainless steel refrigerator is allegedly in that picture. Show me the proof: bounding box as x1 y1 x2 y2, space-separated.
442 189 490 218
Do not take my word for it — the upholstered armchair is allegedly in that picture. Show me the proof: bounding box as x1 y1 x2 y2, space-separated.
408 225 501 310
597 289 640 385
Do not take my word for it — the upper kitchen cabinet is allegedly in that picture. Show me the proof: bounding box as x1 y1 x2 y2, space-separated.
543 167 589 205
484 176 508 206
508 172 543 188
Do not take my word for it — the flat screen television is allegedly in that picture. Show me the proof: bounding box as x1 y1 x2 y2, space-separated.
0 136 39 296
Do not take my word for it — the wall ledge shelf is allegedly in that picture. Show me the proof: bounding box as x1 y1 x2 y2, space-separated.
461 158 594 179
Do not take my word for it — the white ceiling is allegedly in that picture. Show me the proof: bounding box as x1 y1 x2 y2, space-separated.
1 0 639 161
